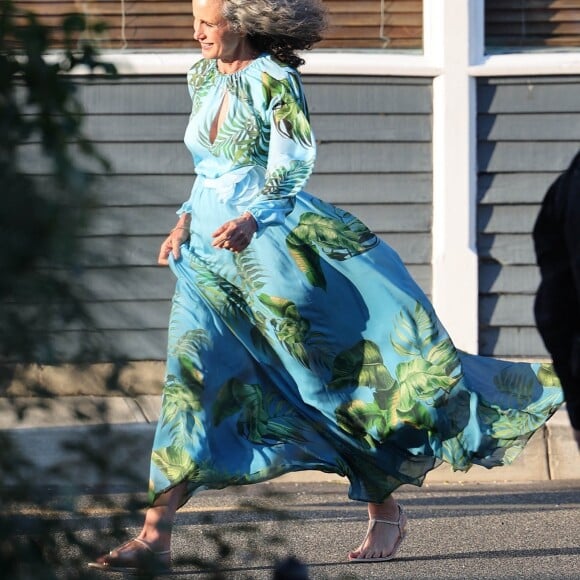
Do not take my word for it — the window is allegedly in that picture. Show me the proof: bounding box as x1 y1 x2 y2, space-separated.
485 0 580 52
13 0 423 51
320 0 423 50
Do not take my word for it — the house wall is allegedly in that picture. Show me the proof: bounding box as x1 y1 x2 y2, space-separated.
25 74 433 362
477 75 580 358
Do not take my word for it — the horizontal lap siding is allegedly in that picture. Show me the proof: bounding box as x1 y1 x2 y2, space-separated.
26 74 432 362
477 76 580 358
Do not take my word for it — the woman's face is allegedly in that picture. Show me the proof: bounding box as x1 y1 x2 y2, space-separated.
191 0 245 62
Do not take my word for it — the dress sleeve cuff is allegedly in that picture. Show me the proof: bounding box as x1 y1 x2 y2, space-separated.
247 199 295 238
176 200 192 216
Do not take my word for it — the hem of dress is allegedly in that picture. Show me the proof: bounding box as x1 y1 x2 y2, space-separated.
148 462 436 508
148 464 346 509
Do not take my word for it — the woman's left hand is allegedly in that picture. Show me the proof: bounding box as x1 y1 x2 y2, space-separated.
211 212 257 253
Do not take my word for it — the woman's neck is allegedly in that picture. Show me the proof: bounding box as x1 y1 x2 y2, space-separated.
217 39 258 74
217 56 256 74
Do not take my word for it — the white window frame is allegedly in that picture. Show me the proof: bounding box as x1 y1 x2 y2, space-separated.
95 0 580 354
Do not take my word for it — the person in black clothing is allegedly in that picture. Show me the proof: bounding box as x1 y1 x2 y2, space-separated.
533 150 580 449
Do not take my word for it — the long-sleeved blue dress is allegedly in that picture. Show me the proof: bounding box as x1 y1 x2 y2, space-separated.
148 54 563 505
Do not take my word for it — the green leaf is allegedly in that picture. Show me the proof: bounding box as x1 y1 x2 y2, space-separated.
189 59 217 115
490 408 550 439
536 363 561 387
262 160 313 198
257 294 317 368
525 386 563 415
190 257 253 321
262 72 313 147
441 436 470 470
151 446 197 482
286 232 326 289
391 301 442 358
258 294 295 317
288 211 378 264
329 340 394 391
434 389 472 437
213 378 244 426
396 358 459 399
162 376 203 418
492 368 536 408
234 249 266 295
335 400 378 442
397 401 436 430
426 338 460 372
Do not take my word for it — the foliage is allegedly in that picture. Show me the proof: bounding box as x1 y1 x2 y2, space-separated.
0 0 115 365
0 3 133 578
0 6 304 578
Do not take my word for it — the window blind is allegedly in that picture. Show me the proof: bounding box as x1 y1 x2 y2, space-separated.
486 0 580 50
13 0 423 50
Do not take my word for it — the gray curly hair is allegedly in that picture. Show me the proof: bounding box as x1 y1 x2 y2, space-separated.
222 0 328 68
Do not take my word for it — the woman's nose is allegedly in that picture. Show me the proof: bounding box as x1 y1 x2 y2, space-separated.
193 23 204 40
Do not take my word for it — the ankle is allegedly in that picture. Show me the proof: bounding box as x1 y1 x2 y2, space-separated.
368 499 399 521
137 530 171 551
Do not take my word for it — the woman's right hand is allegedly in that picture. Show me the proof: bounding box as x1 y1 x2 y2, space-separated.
158 225 190 265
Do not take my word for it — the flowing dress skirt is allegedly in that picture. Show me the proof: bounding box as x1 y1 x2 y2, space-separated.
148 184 563 504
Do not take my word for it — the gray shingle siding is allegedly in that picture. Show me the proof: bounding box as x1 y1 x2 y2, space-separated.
34 74 433 362
477 76 580 358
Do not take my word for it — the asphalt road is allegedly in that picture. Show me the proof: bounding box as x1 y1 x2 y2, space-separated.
6 480 580 579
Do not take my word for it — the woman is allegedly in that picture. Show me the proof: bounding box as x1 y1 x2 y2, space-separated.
90 0 563 572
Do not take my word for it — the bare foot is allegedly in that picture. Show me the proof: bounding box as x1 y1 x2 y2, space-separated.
348 499 407 562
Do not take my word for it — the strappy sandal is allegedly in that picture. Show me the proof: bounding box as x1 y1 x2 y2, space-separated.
88 537 171 575
348 504 407 563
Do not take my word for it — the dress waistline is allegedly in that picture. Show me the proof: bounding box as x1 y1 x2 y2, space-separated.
197 167 265 208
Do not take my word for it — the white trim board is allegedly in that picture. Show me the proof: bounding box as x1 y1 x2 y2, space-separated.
81 50 580 78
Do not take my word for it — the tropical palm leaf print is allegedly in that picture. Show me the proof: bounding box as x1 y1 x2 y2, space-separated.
162 375 203 423
286 232 325 289
490 385 563 439
285 211 380 286
188 59 217 115
432 389 472 438
233 247 266 296
311 199 379 253
335 400 381 448
329 340 401 441
329 302 466 444
391 302 462 421
151 445 197 483
392 302 439 358
161 374 205 449
213 378 307 446
262 72 312 147
170 328 211 384
328 340 395 391
440 434 470 469
258 294 328 368
192 70 260 164
212 112 260 165
263 160 313 198
189 255 253 323
536 363 561 387
230 250 281 358
397 358 460 404
492 368 537 408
